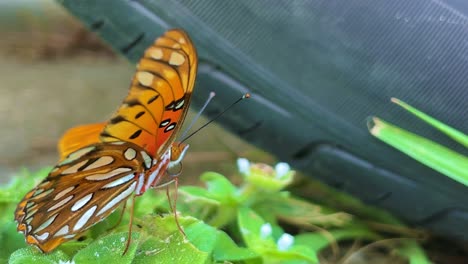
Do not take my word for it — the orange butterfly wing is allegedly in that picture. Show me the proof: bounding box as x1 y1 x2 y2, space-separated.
100 29 198 156
15 29 198 253
58 122 106 160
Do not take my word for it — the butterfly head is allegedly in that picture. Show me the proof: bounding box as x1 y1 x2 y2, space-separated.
168 142 189 169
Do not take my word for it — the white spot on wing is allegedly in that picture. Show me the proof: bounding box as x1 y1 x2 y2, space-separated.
141 151 152 169
84 156 114 170
62 159 89 174
33 189 44 196
169 52 185 66
85 167 132 181
175 100 184 110
101 174 134 188
145 150 171 191
97 182 136 216
54 225 69 237
71 193 93 212
54 186 75 200
36 232 50 241
74 205 97 231
48 195 74 212
110 141 126 145
160 120 170 127
26 208 38 219
150 48 163 59
59 146 95 165
32 188 54 200
137 71 154 86
124 148 137 161
135 173 145 195
35 214 58 233
164 123 176 132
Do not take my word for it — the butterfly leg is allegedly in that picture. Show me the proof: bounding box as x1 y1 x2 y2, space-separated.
166 177 186 237
122 194 136 256
107 202 127 232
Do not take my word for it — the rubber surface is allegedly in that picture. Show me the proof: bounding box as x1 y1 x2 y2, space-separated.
58 0 468 241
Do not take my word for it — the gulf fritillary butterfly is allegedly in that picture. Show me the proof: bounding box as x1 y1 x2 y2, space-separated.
15 29 197 253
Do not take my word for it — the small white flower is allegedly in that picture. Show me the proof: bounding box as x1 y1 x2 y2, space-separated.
277 233 294 251
275 162 290 179
237 158 251 175
260 223 272 239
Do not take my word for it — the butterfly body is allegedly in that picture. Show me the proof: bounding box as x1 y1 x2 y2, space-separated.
15 29 197 253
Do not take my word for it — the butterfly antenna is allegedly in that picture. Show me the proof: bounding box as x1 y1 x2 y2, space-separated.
181 93 250 143
180 91 216 140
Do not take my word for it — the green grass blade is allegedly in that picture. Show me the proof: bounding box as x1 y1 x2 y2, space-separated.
368 117 468 186
391 98 468 148
397 240 431 264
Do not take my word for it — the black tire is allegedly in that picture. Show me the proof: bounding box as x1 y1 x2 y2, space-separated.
58 0 468 241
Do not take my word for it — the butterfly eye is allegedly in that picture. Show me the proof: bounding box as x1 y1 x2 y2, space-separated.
169 143 189 168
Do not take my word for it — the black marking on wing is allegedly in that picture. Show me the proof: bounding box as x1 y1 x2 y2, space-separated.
135 111 145 119
100 132 127 142
78 157 99 171
110 116 126 124
164 122 176 132
159 119 171 127
129 130 142 139
125 99 158 131
147 95 159 104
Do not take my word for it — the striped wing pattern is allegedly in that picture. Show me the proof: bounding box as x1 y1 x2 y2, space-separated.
14 29 198 253
100 29 198 157
14 142 164 252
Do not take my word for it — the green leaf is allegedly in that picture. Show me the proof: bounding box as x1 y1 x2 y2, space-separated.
295 227 379 252
132 215 211 264
237 208 318 263
184 218 218 253
255 196 353 228
0 220 28 260
212 231 259 261
369 117 468 186
262 245 318 263
237 207 276 251
179 186 220 205
200 172 238 203
392 98 468 147
9 247 70 264
73 232 139 263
